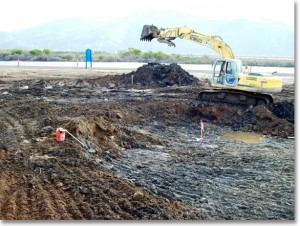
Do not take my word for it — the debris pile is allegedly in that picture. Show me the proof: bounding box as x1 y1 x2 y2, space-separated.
123 63 200 87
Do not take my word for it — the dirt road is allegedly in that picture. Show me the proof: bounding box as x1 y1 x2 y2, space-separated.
0 64 294 220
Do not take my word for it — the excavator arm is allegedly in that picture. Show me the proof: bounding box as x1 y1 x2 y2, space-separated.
140 24 235 59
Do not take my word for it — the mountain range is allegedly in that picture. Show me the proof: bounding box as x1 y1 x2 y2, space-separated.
0 12 294 57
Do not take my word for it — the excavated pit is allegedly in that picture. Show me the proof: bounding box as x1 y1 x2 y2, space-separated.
0 63 295 220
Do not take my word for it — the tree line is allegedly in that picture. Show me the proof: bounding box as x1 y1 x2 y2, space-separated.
0 48 294 67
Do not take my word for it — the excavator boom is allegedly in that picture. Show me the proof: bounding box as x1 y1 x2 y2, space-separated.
140 24 235 59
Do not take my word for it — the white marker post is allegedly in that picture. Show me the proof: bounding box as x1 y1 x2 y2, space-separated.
200 120 204 139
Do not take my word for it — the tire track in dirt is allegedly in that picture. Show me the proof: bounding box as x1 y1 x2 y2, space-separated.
1 170 71 220
0 108 28 152
3 183 30 220
0 110 21 141
0 97 56 148
56 165 92 219
31 171 92 220
29 177 60 220
0 171 16 219
51 165 101 219
0 170 27 220
2 188 19 220
15 184 30 219
62 191 85 219
79 168 135 219
44 168 86 219
47 188 73 219
58 165 119 219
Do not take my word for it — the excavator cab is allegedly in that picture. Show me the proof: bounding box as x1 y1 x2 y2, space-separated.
212 59 242 87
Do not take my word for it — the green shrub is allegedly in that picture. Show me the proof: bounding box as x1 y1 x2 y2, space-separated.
29 49 42 55
60 54 74 61
97 55 105 61
0 50 11 57
12 49 23 54
43 49 51 54
128 48 142 56
0 48 294 66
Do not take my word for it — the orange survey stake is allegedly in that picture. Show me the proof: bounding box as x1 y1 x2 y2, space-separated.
56 128 65 142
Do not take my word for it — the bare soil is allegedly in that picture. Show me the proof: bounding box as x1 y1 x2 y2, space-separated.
0 64 295 220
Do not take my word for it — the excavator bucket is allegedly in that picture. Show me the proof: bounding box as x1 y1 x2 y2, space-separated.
140 25 159 41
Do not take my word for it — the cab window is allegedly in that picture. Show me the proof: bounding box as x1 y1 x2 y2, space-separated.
226 62 237 76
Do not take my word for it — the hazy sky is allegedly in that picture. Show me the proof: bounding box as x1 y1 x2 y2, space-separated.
0 0 295 32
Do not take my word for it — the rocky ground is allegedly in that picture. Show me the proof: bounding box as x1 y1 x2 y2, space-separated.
0 63 295 220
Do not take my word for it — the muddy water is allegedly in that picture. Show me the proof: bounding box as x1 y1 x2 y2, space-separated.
106 124 294 220
223 131 265 143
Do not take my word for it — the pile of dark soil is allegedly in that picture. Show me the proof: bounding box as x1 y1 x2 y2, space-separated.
232 104 294 137
269 101 294 124
190 103 294 138
123 63 200 87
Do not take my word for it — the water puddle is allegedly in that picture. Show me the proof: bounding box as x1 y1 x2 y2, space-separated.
223 131 265 143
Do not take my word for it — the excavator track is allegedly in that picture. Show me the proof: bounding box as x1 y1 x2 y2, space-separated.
198 89 273 106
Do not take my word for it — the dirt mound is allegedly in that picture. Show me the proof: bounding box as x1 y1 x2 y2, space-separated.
60 113 167 158
190 103 294 138
123 63 200 87
62 116 123 156
233 105 294 137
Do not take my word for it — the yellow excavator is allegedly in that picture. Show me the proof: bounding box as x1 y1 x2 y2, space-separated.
140 25 283 105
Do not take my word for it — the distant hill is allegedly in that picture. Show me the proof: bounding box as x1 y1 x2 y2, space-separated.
0 12 294 57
